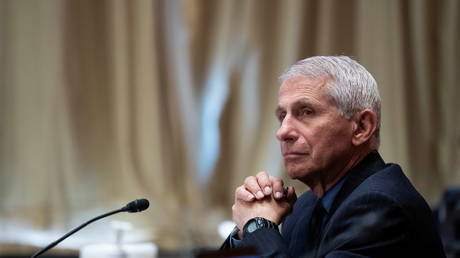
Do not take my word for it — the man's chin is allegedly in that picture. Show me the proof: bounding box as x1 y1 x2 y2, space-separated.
286 169 306 180
285 166 315 180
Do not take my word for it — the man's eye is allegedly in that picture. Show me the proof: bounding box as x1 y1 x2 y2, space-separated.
278 112 286 122
301 109 313 116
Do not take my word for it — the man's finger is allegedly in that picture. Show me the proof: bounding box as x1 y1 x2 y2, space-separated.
256 171 272 196
244 176 265 199
269 176 285 200
235 185 255 202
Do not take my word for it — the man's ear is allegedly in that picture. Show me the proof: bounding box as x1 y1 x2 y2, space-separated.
351 109 378 146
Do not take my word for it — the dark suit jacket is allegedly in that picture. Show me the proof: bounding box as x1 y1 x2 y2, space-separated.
223 152 446 258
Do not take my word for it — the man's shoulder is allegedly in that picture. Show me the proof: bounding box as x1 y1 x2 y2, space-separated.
322 163 444 257
355 163 422 200
345 163 432 217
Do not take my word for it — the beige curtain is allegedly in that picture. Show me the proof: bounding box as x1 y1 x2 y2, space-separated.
0 0 458 254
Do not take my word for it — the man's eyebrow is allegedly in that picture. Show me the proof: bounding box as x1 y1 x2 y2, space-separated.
292 99 314 109
275 98 315 116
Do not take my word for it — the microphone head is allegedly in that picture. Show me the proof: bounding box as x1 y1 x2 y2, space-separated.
124 199 150 213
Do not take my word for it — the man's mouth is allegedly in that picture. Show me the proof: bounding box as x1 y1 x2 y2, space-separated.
283 152 308 159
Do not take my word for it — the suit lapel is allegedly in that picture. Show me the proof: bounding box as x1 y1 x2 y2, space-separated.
316 151 386 253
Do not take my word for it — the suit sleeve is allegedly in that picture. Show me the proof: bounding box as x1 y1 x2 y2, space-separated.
219 225 293 257
234 195 312 258
221 193 314 257
238 227 292 258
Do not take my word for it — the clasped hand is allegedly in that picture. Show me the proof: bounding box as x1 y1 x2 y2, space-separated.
232 171 297 238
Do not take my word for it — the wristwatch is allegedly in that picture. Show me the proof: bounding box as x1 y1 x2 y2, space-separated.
243 217 279 237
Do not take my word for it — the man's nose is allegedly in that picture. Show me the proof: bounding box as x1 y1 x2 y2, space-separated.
276 116 298 142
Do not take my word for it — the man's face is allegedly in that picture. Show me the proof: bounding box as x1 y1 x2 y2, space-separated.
275 76 355 182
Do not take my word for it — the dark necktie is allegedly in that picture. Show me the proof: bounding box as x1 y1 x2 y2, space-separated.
309 198 327 254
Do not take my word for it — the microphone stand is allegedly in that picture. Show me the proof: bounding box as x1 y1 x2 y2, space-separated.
31 208 125 258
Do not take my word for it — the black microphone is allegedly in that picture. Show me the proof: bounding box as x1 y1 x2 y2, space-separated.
31 198 150 258
122 198 150 213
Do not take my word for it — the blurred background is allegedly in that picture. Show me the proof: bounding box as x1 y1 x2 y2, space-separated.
0 0 459 256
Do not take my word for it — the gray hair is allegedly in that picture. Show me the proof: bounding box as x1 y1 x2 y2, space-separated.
279 56 381 149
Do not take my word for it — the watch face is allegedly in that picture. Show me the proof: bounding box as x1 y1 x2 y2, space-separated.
243 217 278 237
247 221 258 233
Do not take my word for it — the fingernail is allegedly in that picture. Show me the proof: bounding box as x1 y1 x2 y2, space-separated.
247 194 254 201
264 186 272 195
256 191 264 199
275 192 283 199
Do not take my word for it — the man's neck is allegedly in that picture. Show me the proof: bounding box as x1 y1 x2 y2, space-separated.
309 148 373 197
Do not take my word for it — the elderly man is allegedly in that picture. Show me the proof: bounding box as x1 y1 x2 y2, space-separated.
221 56 445 257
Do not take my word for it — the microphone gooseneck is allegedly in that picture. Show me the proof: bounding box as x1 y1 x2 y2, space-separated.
31 198 149 258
